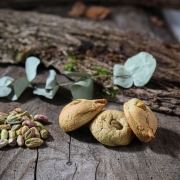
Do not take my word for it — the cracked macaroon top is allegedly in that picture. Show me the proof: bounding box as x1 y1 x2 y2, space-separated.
89 110 134 146
59 99 107 132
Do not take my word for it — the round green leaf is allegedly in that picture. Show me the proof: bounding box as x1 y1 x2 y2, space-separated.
25 56 40 82
45 70 57 90
124 52 156 87
113 64 133 88
0 76 14 86
7 77 29 101
33 84 59 99
0 86 12 97
71 78 93 99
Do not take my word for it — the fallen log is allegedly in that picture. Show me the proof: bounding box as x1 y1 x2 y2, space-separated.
0 9 180 115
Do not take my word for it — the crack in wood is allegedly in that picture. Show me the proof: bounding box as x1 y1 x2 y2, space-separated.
135 168 140 180
67 133 72 165
72 163 77 180
34 148 39 180
95 161 100 180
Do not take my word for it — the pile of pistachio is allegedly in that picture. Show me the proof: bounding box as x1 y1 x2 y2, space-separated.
0 108 49 148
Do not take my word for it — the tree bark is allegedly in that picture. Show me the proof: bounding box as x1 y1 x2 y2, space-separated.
0 0 180 9
0 9 180 115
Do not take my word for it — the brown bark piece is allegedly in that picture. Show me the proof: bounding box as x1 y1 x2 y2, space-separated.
68 1 86 18
85 6 110 20
0 9 180 115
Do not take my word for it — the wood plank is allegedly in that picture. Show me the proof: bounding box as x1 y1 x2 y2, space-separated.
0 65 179 180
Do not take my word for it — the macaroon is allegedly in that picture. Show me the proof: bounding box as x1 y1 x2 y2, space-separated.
124 98 158 142
59 99 107 132
89 110 134 146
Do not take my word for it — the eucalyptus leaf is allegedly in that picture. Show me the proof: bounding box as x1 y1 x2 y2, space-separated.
25 56 40 82
7 77 29 101
113 64 133 88
71 78 93 99
124 52 156 87
0 76 14 86
64 71 92 78
45 70 57 90
33 84 59 99
0 86 12 97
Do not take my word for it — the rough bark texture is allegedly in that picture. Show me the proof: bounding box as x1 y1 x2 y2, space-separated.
0 9 180 115
0 0 180 9
0 65 180 180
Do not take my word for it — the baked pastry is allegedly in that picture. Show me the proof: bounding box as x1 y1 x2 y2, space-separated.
124 98 157 142
59 99 107 132
89 110 134 146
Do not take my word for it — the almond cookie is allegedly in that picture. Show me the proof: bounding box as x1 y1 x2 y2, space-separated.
59 99 107 132
124 98 157 142
89 110 134 146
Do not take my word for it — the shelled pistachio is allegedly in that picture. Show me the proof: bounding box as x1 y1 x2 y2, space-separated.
0 109 49 149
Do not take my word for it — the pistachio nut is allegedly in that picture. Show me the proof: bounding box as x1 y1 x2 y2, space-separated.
31 127 40 138
0 139 8 148
22 116 31 121
0 112 8 124
8 130 16 138
40 129 49 139
0 112 8 117
16 127 23 136
8 138 17 147
34 114 48 123
22 120 36 128
11 124 22 131
17 135 24 146
6 116 22 124
24 128 35 140
21 126 29 135
29 115 34 121
34 121 44 130
0 124 11 130
136 101 146 110
25 138 44 148
1 129 8 139
9 108 22 115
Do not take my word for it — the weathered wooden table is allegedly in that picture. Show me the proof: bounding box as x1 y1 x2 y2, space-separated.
0 5 180 180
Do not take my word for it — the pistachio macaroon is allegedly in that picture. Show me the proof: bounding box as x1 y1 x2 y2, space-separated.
89 110 134 146
124 98 158 143
59 99 107 132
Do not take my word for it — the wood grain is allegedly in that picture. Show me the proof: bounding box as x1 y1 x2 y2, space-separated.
0 65 180 180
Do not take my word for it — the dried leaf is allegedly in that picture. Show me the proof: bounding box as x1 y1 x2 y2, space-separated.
85 6 110 20
68 1 86 18
150 16 164 27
